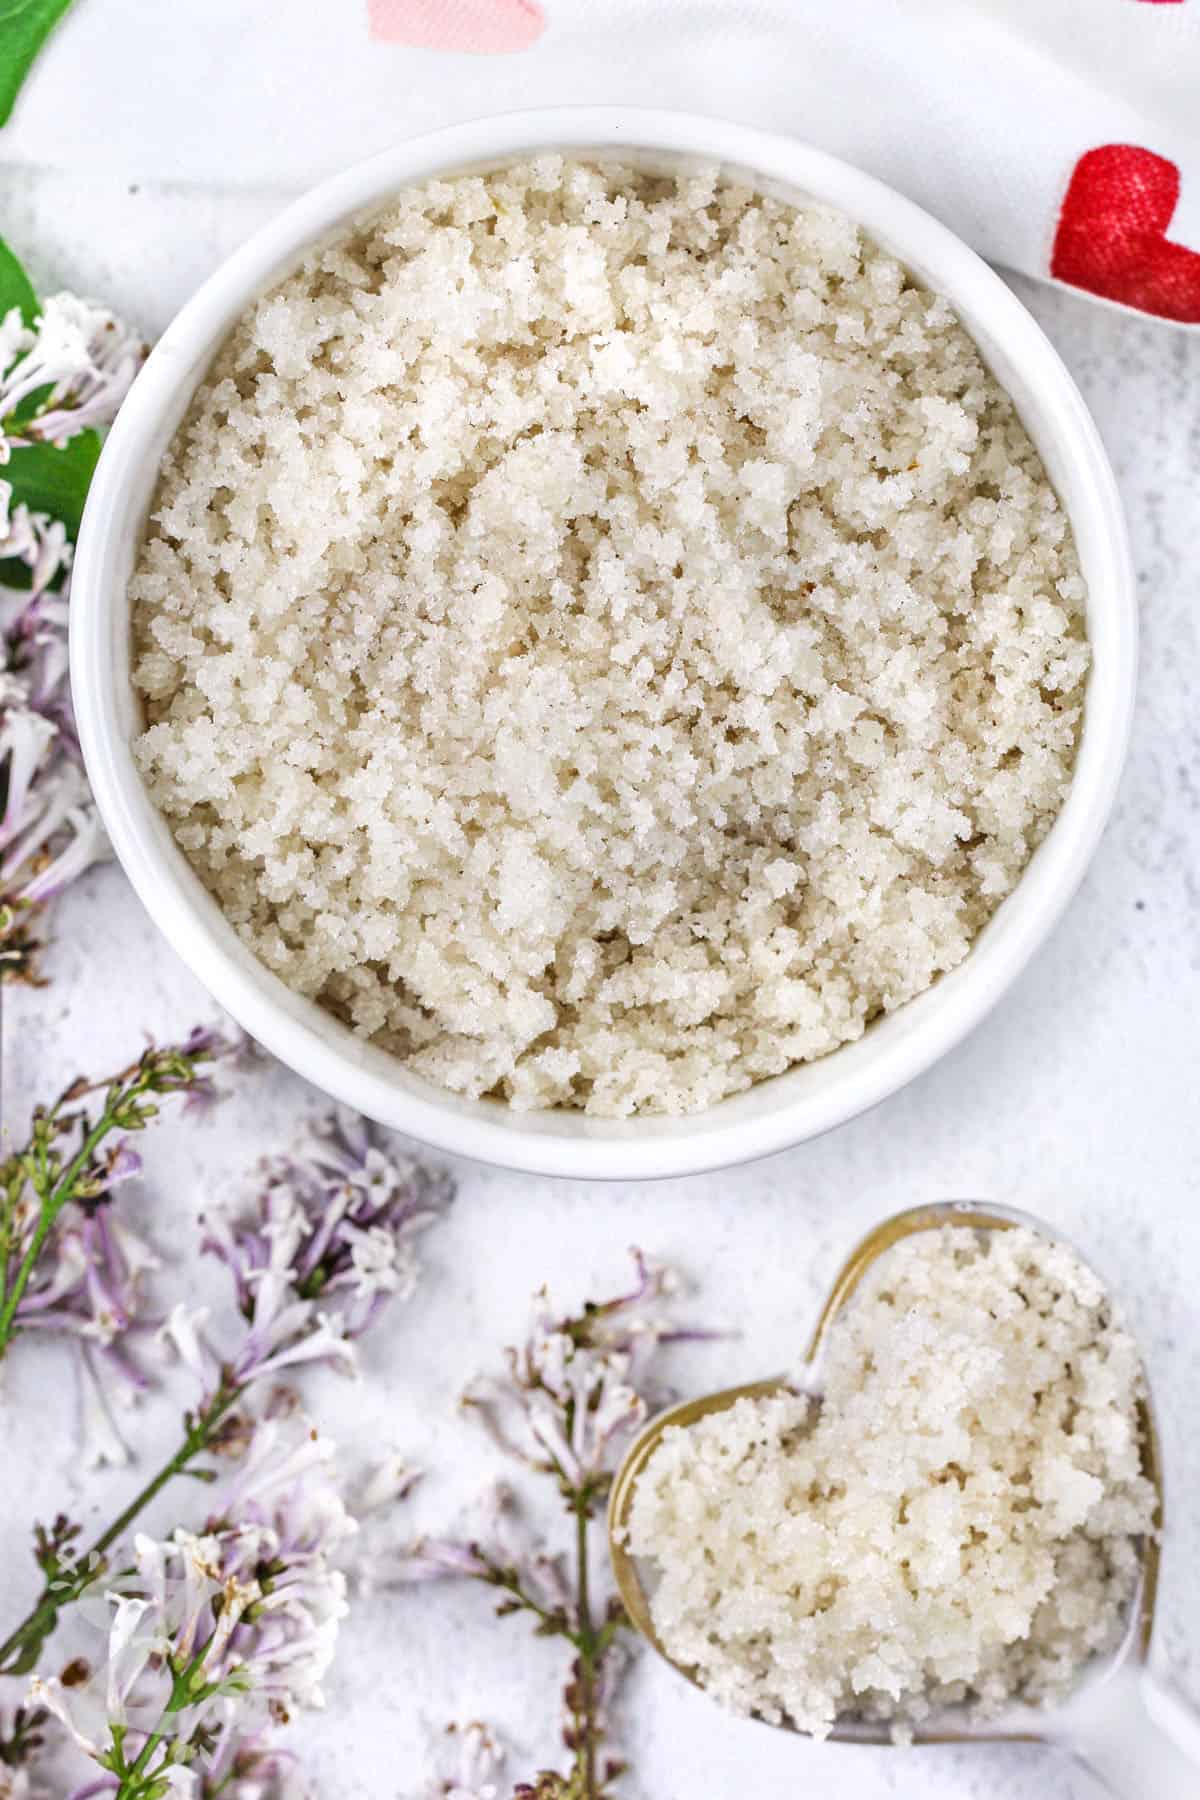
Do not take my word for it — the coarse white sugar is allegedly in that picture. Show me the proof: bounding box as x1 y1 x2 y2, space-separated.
131 159 1089 1116
624 1226 1155 1738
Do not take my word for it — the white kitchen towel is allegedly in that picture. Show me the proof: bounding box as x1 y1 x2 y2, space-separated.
4 0 1200 323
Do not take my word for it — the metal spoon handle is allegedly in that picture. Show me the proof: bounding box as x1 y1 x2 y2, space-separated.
1065 1664 1200 1799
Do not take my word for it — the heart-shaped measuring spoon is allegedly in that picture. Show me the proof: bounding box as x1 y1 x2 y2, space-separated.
608 1201 1200 1798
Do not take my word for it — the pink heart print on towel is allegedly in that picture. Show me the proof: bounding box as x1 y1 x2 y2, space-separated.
368 0 545 52
1052 146 1200 323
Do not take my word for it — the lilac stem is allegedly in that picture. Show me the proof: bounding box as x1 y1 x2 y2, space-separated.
0 1104 125 1354
572 1495 599 1800
0 1373 244 1676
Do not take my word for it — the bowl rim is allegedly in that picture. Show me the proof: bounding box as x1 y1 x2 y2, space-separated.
69 104 1137 1181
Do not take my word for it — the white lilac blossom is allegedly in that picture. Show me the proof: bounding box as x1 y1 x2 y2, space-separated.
0 296 143 458
419 1722 507 1800
1 293 144 976
186 1109 454 1397
462 1251 702 1496
31 1419 351 1795
354 1453 421 1519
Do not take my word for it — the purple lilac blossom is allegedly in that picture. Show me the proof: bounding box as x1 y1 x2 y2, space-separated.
1 294 144 963
179 1109 454 1396
384 1480 573 1624
8 1027 243 1464
462 1250 711 1490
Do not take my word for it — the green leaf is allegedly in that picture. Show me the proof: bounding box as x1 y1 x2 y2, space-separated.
0 0 77 127
3 428 100 538
0 234 37 328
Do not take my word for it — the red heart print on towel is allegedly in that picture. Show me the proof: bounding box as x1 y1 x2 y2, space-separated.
1052 146 1200 323
368 0 545 52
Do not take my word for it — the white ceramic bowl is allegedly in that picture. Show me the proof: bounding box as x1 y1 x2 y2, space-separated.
71 106 1136 1181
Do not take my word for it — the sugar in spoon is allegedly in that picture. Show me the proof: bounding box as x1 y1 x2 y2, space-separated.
607 1201 1200 1798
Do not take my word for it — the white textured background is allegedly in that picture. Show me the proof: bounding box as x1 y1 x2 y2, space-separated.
2 160 1199 1800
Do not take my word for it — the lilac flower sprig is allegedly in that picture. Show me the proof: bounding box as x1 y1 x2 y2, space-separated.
58 1732 314 1800
0 1028 240 1368
201 1109 453 1370
1 277 146 981
31 1415 348 1800
171 1727 311 1800
53 1727 314 1800
0 1110 452 1683
0 496 102 981
0 295 143 458
389 1254 713 1800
